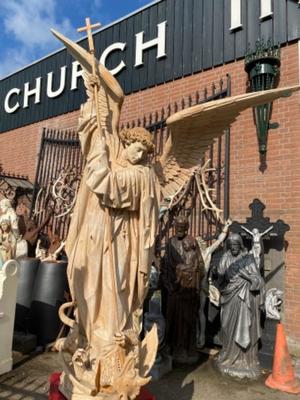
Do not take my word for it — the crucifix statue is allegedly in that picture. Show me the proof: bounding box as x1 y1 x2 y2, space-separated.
230 198 290 276
241 225 273 271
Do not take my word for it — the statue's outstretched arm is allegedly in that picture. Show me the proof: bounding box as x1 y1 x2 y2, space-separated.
241 225 253 236
261 225 273 237
207 220 231 256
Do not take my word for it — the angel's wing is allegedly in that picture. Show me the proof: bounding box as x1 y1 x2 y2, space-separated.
51 29 124 158
155 85 300 199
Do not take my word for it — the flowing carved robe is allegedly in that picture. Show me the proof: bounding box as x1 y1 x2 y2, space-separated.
217 250 265 377
65 120 160 358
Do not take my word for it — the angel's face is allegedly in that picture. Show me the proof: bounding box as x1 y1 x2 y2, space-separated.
125 141 148 164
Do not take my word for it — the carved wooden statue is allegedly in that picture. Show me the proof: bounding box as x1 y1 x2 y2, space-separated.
52 22 299 399
216 233 265 379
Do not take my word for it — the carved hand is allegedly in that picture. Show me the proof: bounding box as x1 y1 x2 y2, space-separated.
114 332 126 348
224 218 232 229
88 74 101 89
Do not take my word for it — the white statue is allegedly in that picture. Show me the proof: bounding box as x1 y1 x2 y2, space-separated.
0 220 17 268
51 23 299 400
0 199 19 239
265 288 283 320
0 199 28 260
241 225 273 270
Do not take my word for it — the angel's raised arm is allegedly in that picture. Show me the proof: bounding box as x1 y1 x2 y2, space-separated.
51 29 124 161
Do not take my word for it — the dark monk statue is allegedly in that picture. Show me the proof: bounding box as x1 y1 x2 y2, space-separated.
161 215 205 364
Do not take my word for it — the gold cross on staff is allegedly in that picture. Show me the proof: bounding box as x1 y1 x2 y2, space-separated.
77 18 101 57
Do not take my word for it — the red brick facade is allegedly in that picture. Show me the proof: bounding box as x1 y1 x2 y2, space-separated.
1 42 300 344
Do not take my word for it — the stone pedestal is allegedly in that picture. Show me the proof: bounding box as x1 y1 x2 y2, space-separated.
150 352 172 381
172 348 199 365
259 318 278 370
13 331 37 354
0 260 19 375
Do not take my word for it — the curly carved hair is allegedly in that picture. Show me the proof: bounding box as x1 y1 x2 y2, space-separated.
119 127 154 154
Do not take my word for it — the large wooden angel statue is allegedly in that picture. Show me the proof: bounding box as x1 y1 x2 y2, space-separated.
52 24 299 400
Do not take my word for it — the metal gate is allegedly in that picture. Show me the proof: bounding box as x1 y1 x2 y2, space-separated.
31 129 82 240
32 75 231 244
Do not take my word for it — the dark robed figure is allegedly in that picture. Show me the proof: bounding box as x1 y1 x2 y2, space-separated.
216 233 265 379
161 216 205 363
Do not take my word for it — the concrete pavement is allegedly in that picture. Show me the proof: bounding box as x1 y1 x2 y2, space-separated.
0 351 297 400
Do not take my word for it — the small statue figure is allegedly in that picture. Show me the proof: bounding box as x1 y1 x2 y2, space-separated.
0 200 27 260
0 219 17 268
176 236 201 288
161 216 205 363
265 288 283 320
216 233 265 379
0 199 19 239
241 225 273 271
196 219 232 348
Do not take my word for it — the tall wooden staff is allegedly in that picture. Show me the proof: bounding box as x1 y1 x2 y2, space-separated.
78 18 120 329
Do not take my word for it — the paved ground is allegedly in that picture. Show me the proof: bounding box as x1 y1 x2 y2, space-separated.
0 351 297 400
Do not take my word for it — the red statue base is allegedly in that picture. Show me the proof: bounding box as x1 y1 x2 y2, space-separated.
48 373 155 400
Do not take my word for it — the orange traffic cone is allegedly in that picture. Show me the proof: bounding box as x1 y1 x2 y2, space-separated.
265 322 300 394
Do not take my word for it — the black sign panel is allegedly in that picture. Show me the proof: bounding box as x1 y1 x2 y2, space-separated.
0 0 299 133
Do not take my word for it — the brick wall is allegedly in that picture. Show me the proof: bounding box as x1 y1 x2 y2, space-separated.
0 111 79 182
1 42 299 343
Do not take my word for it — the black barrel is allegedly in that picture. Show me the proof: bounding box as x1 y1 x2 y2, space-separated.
15 257 40 331
29 260 68 345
